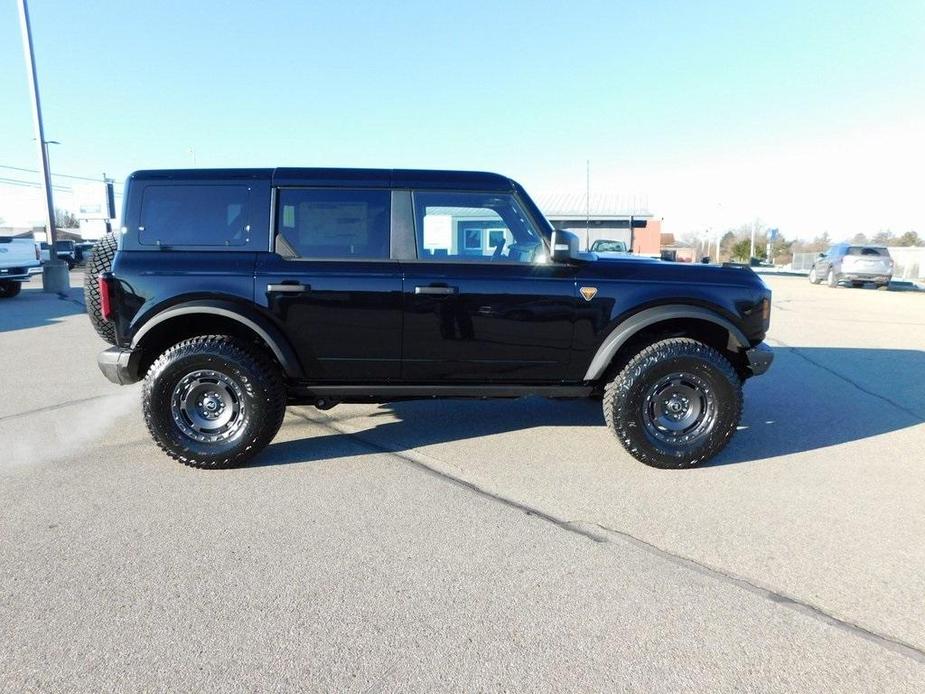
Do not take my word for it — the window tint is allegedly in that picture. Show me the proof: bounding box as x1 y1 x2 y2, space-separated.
413 192 546 263
140 185 250 246
847 246 888 257
276 189 390 259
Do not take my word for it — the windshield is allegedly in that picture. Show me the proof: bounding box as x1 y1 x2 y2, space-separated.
591 240 628 253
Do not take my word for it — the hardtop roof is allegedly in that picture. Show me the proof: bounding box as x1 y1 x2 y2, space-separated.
127 168 516 191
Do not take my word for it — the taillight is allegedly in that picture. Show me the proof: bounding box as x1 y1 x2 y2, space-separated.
98 273 113 321
762 298 771 326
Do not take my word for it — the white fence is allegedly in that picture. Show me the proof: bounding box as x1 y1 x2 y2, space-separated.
791 252 817 272
790 247 924 280
888 247 925 281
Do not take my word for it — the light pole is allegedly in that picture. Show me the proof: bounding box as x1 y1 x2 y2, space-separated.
17 0 69 293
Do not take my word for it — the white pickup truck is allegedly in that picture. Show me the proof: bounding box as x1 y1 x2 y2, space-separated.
0 236 42 298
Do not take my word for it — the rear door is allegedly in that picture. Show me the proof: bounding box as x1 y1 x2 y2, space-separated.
255 187 403 382
401 190 578 382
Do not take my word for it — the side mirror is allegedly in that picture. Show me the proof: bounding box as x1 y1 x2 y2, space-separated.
817 252 825 258
550 229 581 263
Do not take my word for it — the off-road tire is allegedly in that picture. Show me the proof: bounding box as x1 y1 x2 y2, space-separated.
143 335 286 469
808 266 820 284
603 338 742 469
0 281 23 298
83 231 118 344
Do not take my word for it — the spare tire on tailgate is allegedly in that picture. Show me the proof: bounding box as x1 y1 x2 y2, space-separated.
83 231 118 344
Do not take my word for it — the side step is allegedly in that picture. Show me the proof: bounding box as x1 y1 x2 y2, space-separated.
287 384 593 405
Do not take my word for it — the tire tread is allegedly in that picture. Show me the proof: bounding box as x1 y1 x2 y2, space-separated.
603 337 742 469
142 335 286 469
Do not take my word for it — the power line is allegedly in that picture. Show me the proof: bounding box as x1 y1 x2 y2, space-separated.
0 175 123 196
0 163 124 185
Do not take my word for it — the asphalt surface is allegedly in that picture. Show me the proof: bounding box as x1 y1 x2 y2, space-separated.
1 271 924 692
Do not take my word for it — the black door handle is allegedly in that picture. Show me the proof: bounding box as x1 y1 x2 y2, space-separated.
414 285 458 295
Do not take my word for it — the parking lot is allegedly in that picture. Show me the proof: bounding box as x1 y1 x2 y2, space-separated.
1 271 924 691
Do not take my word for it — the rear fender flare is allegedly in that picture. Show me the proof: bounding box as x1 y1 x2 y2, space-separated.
130 300 303 378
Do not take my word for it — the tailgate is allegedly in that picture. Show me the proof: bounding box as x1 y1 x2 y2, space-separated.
0 237 39 267
842 254 892 274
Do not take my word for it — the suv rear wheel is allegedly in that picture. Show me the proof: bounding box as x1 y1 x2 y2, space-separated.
143 335 286 469
602 338 742 469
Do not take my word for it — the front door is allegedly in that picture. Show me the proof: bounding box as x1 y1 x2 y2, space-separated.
255 187 402 382
401 190 578 381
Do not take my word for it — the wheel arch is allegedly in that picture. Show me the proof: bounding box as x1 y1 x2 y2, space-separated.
584 304 750 382
130 301 303 379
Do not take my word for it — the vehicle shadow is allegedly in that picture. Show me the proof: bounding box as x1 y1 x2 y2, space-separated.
0 284 85 333
257 346 925 469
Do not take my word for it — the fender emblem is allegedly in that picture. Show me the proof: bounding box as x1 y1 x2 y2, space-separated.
579 286 598 302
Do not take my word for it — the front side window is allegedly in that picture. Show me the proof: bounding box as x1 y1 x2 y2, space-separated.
139 185 250 246
413 192 546 263
276 189 390 259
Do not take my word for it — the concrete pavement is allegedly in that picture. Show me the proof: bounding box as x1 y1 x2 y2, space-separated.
1 272 923 691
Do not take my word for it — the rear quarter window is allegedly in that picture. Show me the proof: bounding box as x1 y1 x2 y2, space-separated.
139 185 250 247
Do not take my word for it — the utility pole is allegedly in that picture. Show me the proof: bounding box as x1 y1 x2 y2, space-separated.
585 159 590 248
17 0 69 293
749 225 756 261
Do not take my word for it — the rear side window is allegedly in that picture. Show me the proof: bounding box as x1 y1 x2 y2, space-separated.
847 246 889 257
139 185 250 246
276 189 390 259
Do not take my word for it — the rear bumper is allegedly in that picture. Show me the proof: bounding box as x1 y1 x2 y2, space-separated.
840 272 891 283
0 265 41 281
745 342 774 376
97 346 143 385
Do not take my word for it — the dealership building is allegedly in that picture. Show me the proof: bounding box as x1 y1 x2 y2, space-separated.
535 193 661 256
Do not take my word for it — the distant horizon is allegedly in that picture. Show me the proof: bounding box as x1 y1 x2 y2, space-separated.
2 1 922 241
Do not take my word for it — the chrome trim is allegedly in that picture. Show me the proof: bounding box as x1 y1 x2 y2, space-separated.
267 283 309 293
414 286 457 295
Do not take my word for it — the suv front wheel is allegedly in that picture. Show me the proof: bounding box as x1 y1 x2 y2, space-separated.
603 338 742 469
143 335 286 468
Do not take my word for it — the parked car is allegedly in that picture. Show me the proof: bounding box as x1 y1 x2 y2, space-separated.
86 167 773 470
809 244 893 288
590 239 630 255
40 240 78 269
0 236 42 298
75 241 97 265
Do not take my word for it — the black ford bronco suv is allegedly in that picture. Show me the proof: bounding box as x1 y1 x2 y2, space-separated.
86 168 773 469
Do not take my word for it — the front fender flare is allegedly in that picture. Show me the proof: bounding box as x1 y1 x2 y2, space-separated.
130 300 303 379
583 304 749 381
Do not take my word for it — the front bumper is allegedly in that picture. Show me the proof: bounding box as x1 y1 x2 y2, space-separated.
745 342 774 376
97 346 143 385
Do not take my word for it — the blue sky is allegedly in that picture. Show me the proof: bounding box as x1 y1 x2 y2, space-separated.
2 0 923 237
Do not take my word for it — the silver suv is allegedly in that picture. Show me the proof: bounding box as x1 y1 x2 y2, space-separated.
809 244 893 288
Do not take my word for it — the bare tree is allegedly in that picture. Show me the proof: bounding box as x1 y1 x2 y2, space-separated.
55 208 80 228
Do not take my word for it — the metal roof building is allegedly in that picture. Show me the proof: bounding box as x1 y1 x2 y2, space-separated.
533 192 660 256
